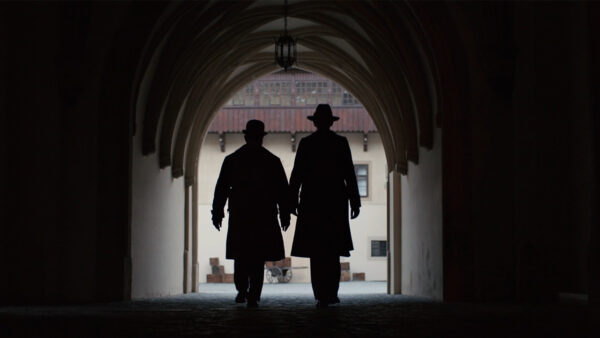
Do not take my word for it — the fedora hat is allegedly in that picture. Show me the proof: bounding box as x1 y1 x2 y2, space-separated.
243 119 268 136
307 104 339 122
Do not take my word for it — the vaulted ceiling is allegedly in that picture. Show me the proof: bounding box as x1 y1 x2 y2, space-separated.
134 0 443 184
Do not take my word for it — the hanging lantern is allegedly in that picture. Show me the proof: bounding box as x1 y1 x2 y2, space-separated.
275 0 296 71
275 35 296 71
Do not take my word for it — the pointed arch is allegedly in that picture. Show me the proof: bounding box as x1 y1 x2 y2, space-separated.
134 0 442 181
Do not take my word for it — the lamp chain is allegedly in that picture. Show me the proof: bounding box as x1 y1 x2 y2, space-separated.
284 0 288 34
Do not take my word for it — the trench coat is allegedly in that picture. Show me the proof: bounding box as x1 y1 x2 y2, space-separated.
289 129 361 257
212 144 288 261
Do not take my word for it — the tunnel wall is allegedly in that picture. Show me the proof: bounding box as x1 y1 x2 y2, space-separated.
130 7 185 297
131 136 185 298
0 2 162 304
511 2 595 301
439 1 598 302
0 2 170 304
0 6 104 303
401 128 443 300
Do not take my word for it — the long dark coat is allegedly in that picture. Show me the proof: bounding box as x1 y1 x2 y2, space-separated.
212 144 288 261
289 130 361 257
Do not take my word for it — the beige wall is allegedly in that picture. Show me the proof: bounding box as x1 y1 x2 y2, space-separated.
401 127 443 300
131 112 185 299
197 132 388 282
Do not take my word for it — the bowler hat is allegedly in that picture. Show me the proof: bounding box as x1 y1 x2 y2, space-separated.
307 104 339 122
243 119 268 136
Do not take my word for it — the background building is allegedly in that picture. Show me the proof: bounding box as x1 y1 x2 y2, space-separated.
197 70 388 283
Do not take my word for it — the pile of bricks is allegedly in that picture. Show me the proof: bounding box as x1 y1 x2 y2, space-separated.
340 262 366 282
206 257 234 283
206 257 366 283
340 262 351 281
352 272 366 281
265 257 291 268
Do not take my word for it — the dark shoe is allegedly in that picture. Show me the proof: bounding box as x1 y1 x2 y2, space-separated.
316 301 329 308
235 292 246 303
247 300 259 308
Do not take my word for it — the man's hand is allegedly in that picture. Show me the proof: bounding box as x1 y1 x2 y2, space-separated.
212 218 222 231
211 210 224 231
351 207 360 219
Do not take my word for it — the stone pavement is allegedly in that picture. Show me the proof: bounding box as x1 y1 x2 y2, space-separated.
0 282 596 337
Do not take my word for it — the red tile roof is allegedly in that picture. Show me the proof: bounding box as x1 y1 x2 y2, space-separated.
208 107 377 133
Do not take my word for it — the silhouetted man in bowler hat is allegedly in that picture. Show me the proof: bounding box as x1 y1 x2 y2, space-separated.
212 119 290 308
289 104 361 308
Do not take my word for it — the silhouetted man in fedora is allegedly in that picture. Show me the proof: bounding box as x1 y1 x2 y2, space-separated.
289 104 361 308
212 119 290 308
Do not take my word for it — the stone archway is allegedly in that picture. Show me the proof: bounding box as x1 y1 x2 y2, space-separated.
132 1 455 300
2 0 596 306
193 69 393 291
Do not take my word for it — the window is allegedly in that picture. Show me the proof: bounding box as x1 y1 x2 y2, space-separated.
228 84 254 106
281 82 291 106
270 82 281 105
295 81 306 106
305 82 317 105
343 90 359 105
331 83 342 105
229 89 244 106
259 82 268 105
317 81 329 103
259 82 282 106
354 164 368 197
371 240 387 257
244 84 255 106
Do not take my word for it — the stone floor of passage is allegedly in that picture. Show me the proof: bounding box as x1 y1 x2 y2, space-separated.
0 282 596 337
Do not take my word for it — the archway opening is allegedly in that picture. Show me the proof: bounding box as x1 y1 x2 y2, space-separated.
195 69 388 295
131 1 444 301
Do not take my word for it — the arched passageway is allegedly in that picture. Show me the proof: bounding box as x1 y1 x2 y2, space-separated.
195 70 390 289
131 0 444 300
1 1 597 306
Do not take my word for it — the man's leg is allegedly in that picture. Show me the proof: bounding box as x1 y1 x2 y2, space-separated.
310 256 325 302
325 255 341 303
247 259 265 306
234 259 249 302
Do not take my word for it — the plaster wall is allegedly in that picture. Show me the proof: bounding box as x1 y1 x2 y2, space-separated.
131 111 185 299
511 2 595 300
401 127 443 300
197 132 387 283
0 2 140 303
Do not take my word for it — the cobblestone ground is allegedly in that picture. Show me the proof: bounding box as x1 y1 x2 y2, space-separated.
0 282 596 337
